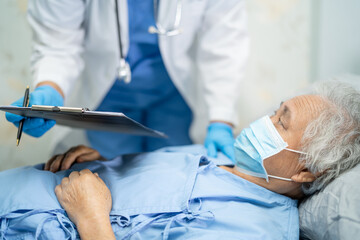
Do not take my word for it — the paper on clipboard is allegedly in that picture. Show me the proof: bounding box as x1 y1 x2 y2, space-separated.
0 105 167 138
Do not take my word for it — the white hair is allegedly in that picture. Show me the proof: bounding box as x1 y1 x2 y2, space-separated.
300 81 360 195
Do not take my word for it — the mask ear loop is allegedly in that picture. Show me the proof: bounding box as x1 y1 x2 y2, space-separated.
285 148 307 155
267 174 293 182
267 148 307 182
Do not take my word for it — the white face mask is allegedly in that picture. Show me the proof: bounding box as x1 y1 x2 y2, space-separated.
234 115 307 182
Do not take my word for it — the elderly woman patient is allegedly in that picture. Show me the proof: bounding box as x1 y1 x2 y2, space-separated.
1 82 360 240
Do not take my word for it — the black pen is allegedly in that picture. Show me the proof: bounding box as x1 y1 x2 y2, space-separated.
16 86 30 146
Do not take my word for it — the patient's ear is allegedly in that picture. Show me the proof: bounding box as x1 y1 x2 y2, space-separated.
291 169 317 183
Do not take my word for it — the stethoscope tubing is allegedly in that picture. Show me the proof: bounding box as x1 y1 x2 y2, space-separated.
114 0 124 59
114 0 183 82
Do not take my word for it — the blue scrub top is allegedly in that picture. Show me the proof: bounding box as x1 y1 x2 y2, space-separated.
103 0 177 109
0 145 299 240
86 0 193 158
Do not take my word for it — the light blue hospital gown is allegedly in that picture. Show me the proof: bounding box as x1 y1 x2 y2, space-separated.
0 145 299 239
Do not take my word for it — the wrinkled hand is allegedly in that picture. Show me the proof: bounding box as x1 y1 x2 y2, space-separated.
45 145 106 172
204 122 235 162
5 85 64 137
55 169 112 226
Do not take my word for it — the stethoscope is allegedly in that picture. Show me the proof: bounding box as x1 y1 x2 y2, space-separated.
115 0 183 83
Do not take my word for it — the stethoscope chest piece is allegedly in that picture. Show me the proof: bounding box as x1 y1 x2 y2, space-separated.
114 0 183 83
117 58 131 84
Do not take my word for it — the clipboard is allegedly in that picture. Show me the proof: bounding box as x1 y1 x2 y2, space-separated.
0 105 167 138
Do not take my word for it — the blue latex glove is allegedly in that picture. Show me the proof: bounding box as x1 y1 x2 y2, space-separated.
6 85 64 137
204 122 235 162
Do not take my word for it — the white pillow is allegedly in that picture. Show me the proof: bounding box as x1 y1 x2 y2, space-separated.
299 163 360 240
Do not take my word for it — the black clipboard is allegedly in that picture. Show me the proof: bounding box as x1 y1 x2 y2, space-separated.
0 105 167 138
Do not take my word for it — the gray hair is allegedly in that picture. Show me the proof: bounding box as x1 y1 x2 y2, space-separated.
300 81 360 195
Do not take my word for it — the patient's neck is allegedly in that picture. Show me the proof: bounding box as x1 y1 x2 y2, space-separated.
218 166 303 199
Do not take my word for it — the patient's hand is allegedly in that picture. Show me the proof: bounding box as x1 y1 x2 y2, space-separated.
44 145 106 172
55 169 115 239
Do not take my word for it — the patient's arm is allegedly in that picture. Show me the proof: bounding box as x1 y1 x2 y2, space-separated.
45 145 106 172
55 169 115 240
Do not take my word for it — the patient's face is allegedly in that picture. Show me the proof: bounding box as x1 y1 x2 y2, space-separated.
264 95 326 187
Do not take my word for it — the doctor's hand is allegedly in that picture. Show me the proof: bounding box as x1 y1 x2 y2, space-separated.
55 169 115 240
5 85 64 137
44 145 106 172
204 122 235 162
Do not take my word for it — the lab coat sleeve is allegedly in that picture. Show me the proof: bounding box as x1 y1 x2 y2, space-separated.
197 0 249 125
27 0 85 99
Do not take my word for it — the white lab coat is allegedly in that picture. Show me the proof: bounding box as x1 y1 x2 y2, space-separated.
27 0 249 150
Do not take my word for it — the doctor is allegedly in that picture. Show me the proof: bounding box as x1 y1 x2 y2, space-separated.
6 0 249 160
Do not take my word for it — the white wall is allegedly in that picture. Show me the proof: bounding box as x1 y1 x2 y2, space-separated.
313 0 360 81
1 0 357 171
236 0 311 131
0 0 56 170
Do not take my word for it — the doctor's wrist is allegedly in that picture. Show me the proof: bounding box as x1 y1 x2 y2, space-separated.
36 81 65 99
209 121 234 128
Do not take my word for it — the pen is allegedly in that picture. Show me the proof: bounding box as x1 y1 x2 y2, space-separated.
16 86 30 146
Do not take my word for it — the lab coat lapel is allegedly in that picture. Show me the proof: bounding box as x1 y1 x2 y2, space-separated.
157 0 179 30
118 0 129 56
